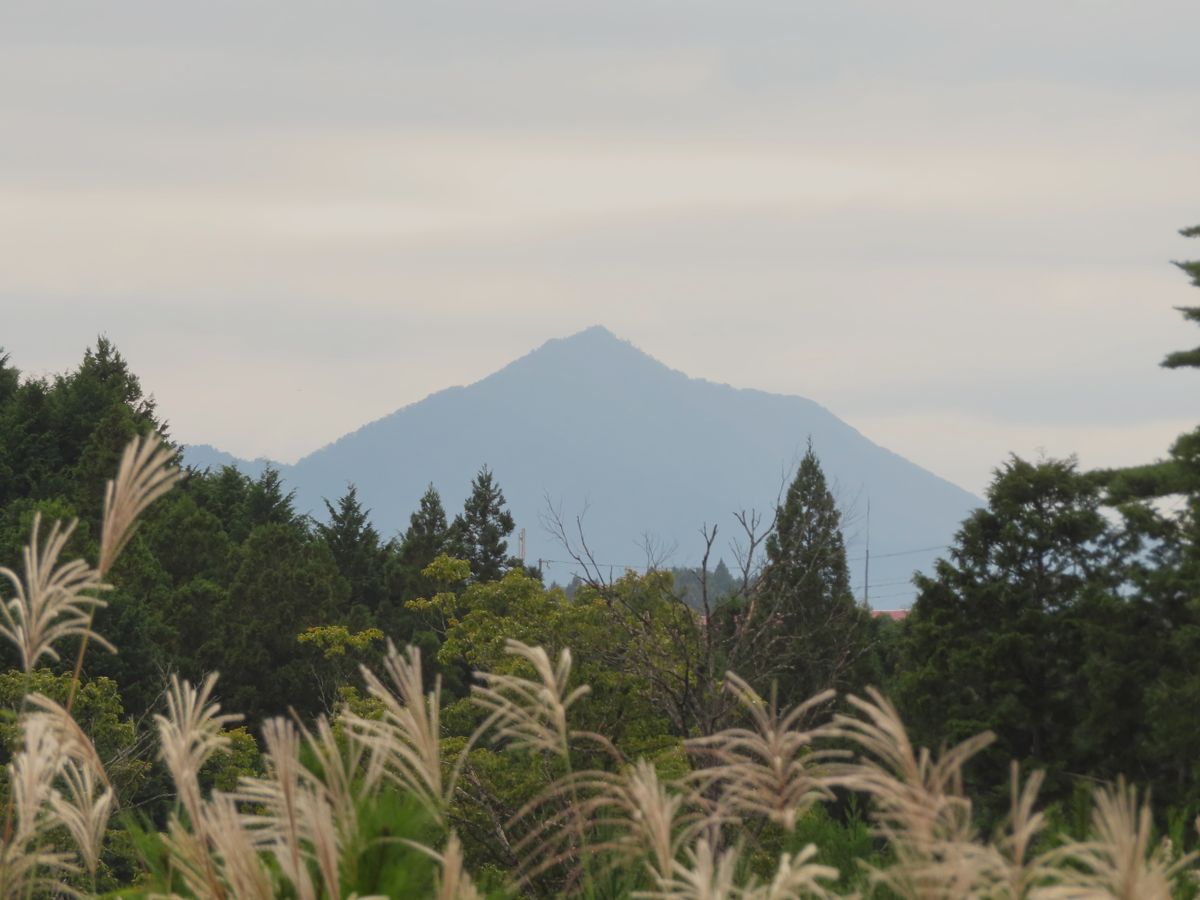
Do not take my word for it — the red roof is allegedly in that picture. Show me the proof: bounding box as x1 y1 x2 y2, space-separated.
871 609 909 621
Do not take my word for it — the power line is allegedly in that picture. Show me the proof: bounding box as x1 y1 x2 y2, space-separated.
538 542 949 574
863 498 870 607
846 544 947 563
863 590 919 602
851 578 915 591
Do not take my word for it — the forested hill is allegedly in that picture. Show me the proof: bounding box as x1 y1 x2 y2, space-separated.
184 326 980 605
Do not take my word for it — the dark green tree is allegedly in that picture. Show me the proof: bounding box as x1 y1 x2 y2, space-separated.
755 442 872 705
316 484 385 623
400 486 450 573
0 349 18 407
450 466 516 583
0 351 18 500
86 534 178 717
207 524 350 721
144 492 234 585
66 340 163 520
1162 223 1200 371
896 456 1114 809
245 468 303 535
1103 225 1200 502
0 338 165 511
390 485 450 599
1096 224 1200 806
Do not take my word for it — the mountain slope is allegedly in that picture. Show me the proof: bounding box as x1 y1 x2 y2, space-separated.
184 326 980 606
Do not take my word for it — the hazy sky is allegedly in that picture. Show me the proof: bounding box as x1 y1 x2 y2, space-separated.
3 1 1198 495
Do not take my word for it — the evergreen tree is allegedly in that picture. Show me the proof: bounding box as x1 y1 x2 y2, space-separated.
86 535 176 716
1104 225 1200 502
450 466 516 583
145 492 234 585
245 468 302 535
1163 223 1200 371
208 523 350 721
756 441 872 705
0 351 19 504
0 349 18 407
1097 224 1200 805
316 484 385 619
392 484 450 598
0 337 165 511
896 456 1113 809
401 485 449 570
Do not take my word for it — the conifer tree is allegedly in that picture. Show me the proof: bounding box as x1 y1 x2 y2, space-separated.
756 441 871 704
1100 224 1200 804
0 348 19 406
392 484 450 597
897 456 1112 806
1163 223 1200 371
210 523 350 720
245 468 301 535
316 484 384 615
401 485 450 569
450 466 516 583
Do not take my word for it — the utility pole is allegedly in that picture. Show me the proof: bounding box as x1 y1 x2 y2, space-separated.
864 498 871 608
518 528 526 561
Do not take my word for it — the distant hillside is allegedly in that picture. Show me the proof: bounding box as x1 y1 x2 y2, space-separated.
181 444 274 481
183 326 980 607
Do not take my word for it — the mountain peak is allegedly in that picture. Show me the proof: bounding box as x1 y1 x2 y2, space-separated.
568 324 619 340
553 324 630 352
512 325 666 376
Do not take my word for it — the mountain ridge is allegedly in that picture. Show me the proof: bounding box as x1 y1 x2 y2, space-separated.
184 326 980 606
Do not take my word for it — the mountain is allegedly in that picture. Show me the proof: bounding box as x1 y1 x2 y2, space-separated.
183 326 980 607
180 444 274 481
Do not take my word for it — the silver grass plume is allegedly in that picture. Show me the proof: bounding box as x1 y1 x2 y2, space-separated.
976 763 1060 899
156 673 248 899
634 837 740 900
635 837 837 900
70 432 179 707
155 673 241 826
162 793 275 900
472 639 590 758
3 715 80 895
623 759 701 883
833 688 996 898
97 432 180 577
1036 778 1195 900
236 717 346 900
23 693 115 879
0 434 179 894
750 845 839 900
688 674 837 831
510 757 712 887
435 832 484 900
25 692 110 787
197 794 276 900
0 513 111 673
48 757 114 880
238 719 318 899
301 715 381 849
342 642 456 823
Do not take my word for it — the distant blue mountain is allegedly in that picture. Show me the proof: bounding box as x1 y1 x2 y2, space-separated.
180 444 274 481
183 326 980 607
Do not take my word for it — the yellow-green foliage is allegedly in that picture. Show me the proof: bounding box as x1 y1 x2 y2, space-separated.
298 624 385 659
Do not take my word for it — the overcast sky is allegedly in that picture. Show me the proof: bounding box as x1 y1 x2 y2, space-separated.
3 1 1198 495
